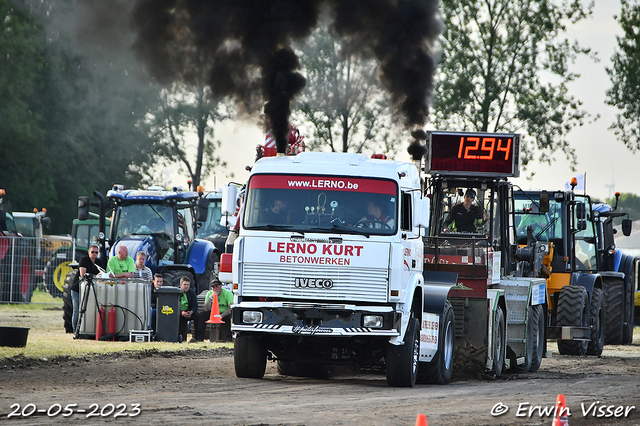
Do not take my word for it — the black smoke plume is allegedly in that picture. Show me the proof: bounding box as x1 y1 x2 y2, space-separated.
129 0 441 153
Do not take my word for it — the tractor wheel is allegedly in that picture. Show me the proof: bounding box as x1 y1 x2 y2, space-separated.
622 257 636 345
556 285 589 356
44 250 76 298
529 304 545 372
586 287 605 356
603 279 625 345
508 304 535 373
62 271 76 334
387 317 420 387
234 332 267 379
417 300 455 384
163 270 196 289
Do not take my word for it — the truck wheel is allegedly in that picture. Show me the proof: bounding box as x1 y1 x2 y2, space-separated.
603 279 624 345
417 300 455 385
586 287 605 356
492 306 506 377
234 333 267 379
622 257 636 345
163 270 196 289
529 304 545 372
387 317 420 387
508 304 534 373
556 285 589 356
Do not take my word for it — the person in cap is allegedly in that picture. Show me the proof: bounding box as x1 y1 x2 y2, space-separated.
192 278 234 342
445 188 487 233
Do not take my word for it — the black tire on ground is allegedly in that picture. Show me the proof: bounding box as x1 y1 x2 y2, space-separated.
62 270 79 334
586 287 605 356
622 257 636 345
234 333 267 379
603 278 625 345
508 304 534 373
529 304 545 372
162 270 196 289
492 306 506 377
556 285 589 356
276 360 330 379
417 300 455 385
387 316 420 387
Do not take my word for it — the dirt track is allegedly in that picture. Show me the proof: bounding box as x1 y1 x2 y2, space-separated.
1 340 640 425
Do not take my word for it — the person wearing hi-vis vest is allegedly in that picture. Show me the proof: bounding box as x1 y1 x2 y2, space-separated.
192 278 233 342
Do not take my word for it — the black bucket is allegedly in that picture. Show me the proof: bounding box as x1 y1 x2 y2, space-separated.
0 326 30 347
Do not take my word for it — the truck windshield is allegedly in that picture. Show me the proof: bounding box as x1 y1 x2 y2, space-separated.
243 174 398 235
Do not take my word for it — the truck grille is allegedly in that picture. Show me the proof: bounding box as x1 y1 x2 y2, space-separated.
241 263 389 303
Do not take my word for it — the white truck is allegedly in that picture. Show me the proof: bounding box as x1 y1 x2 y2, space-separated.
220 151 456 386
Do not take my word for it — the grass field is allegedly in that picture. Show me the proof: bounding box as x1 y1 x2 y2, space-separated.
0 289 230 360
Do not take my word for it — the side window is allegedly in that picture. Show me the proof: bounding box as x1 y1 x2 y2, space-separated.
401 192 412 231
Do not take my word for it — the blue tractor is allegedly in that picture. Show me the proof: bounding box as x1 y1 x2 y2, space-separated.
77 185 219 294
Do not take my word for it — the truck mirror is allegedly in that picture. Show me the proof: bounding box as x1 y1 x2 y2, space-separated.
78 196 90 221
577 220 587 231
0 208 6 231
539 191 549 213
196 197 209 222
41 217 50 228
221 184 238 216
576 202 586 219
416 197 431 229
622 218 632 236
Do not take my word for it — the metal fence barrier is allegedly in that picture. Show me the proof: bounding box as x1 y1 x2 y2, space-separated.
0 235 73 303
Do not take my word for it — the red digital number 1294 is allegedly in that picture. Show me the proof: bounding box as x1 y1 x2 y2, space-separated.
457 137 512 161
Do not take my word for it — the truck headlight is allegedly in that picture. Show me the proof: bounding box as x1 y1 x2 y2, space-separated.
242 311 263 324
363 315 383 328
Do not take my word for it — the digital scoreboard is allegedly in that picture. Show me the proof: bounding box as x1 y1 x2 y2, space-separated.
426 131 520 177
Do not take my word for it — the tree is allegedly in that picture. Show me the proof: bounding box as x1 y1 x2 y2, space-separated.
292 25 403 156
147 83 231 188
432 0 596 171
606 0 640 150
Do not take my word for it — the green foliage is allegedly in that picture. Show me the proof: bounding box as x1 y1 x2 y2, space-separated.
433 0 596 170
605 192 640 222
606 0 640 150
292 25 402 157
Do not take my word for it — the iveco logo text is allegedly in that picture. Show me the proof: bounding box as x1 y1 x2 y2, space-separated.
294 278 334 289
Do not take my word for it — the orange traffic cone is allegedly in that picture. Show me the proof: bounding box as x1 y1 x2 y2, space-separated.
206 293 224 324
551 394 569 426
415 413 428 426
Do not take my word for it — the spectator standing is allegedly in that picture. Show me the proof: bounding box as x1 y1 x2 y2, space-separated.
75 244 100 332
107 245 135 278
133 251 153 281
178 276 198 342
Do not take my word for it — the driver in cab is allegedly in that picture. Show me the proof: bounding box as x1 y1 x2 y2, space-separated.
359 200 395 229
444 188 487 233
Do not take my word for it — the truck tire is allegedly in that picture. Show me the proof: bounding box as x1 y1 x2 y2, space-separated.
586 287 605 356
603 279 624 345
556 285 589 356
529 304 545 372
234 332 267 379
492 306 506 377
417 300 455 384
387 317 420 387
508 304 534 373
621 257 636 345
62 274 75 334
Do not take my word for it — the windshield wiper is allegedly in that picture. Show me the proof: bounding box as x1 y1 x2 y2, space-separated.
309 224 371 238
249 224 295 231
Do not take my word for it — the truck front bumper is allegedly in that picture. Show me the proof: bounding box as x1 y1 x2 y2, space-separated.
231 301 401 337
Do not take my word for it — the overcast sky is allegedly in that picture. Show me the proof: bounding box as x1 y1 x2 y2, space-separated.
176 1 633 202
